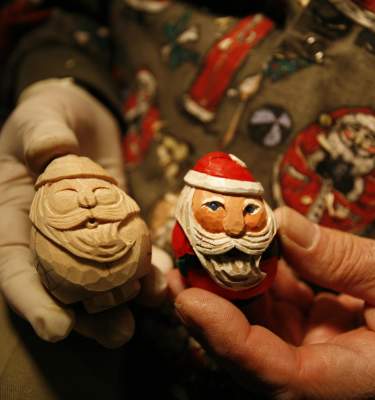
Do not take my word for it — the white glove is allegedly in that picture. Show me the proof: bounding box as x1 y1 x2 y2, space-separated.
0 78 171 348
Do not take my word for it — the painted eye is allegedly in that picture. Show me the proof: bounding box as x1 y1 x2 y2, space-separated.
204 201 223 211
244 203 259 215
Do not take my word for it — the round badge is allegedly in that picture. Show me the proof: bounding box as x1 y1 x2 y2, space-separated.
273 108 375 233
248 106 292 147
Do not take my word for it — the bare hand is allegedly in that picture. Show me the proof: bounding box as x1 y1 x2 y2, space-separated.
169 207 375 399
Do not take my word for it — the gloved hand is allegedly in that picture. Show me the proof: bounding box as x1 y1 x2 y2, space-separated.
0 78 171 348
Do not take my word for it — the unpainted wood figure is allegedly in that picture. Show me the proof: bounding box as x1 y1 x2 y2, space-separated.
30 155 151 313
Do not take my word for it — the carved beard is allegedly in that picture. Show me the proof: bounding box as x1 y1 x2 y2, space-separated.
30 184 140 263
48 221 135 263
176 186 277 290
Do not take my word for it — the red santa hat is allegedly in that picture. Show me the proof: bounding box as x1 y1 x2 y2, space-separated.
184 152 264 195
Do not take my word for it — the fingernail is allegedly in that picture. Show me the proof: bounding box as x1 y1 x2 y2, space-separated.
276 207 320 250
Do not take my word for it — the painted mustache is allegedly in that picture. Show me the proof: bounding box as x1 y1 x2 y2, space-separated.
193 220 275 256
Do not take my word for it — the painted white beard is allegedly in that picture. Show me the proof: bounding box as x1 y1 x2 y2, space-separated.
175 186 277 290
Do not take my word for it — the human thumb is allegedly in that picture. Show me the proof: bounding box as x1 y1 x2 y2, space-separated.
275 207 375 304
175 288 299 392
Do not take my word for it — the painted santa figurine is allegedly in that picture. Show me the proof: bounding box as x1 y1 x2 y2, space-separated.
172 152 279 300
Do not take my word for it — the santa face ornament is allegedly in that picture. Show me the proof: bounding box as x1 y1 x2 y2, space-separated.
173 152 279 301
30 155 151 313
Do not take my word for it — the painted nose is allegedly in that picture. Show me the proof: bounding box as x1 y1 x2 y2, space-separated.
78 190 97 208
223 209 245 237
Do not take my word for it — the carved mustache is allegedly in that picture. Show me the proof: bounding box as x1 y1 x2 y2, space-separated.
44 200 139 230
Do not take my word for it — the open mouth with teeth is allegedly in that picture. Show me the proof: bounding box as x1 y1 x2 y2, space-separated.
205 249 266 290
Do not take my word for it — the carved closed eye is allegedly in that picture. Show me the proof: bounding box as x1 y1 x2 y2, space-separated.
57 188 77 192
94 187 119 205
49 189 79 213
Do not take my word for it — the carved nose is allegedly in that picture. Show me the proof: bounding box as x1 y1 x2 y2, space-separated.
223 211 245 237
78 191 97 208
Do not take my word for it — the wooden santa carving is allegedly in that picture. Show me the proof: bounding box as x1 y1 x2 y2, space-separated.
172 152 278 300
30 155 151 313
